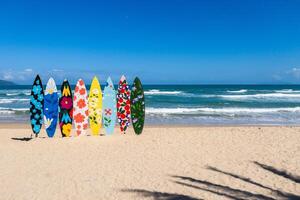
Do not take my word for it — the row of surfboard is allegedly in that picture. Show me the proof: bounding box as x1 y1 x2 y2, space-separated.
30 75 145 137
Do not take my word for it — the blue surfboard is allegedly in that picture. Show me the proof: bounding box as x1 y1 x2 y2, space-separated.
102 77 117 135
44 77 59 137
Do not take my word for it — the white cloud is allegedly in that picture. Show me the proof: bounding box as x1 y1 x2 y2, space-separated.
272 74 282 81
0 68 35 82
51 69 64 72
286 67 300 79
24 68 33 72
0 67 125 84
2 73 13 81
0 68 68 84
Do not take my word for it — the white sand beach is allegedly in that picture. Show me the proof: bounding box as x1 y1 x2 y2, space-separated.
0 125 299 199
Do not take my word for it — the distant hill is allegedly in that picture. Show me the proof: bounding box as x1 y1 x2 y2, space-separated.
0 80 16 86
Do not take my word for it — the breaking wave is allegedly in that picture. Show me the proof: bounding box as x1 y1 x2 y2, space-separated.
144 89 183 95
146 107 300 115
0 107 28 114
227 89 248 93
218 93 300 101
0 98 29 104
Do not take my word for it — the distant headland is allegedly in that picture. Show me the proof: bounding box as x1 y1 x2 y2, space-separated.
0 80 16 86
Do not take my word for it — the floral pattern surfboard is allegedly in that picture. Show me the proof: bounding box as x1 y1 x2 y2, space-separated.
130 77 145 135
103 77 117 135
44 77 59 137
88 77 102 136
73 79 89 136
59 79 73 137
30 75 44 136
117 75 131 133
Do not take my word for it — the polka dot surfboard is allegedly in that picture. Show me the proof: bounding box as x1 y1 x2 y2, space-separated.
88 76 102 136
73 79 89 136
30 75 44 136
103 77 117 135
44 77 59 138
117 75 131 133
130 77 145 135
59 79 73 137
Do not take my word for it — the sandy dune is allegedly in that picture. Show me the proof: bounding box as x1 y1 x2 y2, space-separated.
0 125 299 199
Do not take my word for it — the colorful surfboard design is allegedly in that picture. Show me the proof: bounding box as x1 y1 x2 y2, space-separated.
103 77 117 135
73 79 89 136
44 77 59 138
30 75 44 136
130 77 145 135
117 75 131 133
88 77 102 136
59 79 73 137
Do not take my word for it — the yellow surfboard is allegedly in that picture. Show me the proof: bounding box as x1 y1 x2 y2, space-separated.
88 76 102 135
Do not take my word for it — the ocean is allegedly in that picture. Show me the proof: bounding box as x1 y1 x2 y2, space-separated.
1 85 300 125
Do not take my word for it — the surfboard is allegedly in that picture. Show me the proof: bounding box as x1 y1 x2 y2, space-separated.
130 77 145 135
59 79 73 137
44 77 59 138
117 75 131 133
73 79 89 136
30 75 44 136
88 76 102 136
103 77 117 135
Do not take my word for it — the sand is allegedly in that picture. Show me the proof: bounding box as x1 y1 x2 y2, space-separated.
0 125 299 200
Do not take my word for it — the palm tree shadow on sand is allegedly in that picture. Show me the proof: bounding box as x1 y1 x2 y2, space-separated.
253 161 300 184
122 162 300 200
121 189 201 200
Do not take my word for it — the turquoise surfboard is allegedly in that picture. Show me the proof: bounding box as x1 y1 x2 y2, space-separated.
103 77 117 134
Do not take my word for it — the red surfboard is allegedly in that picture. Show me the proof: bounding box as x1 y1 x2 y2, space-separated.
117 75 131 133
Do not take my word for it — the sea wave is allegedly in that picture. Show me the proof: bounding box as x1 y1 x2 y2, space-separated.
218 93 300 100
0 107 28 114
227 89 248 93
144 89 183 95
1 90 31 96
274 89 300 93
0 98 29 104
6 93 19 96
146 107 300 115
6 92 31 96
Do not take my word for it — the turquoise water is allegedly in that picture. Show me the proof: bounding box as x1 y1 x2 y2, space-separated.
1 85 300 125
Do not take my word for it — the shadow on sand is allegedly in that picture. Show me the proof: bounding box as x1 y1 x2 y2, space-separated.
121 189 201 200
123 162 300 200
253 161 300 184
11 137 33 141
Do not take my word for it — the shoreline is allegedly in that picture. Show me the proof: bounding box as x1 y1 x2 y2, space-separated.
1 122 300 129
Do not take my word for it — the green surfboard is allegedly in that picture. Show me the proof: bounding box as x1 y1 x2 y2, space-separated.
130 77 145 135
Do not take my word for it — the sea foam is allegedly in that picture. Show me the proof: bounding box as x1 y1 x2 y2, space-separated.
0 98 29 104
146 107 300 114
144 89 183 95
227 89 248 93
219 93 300 100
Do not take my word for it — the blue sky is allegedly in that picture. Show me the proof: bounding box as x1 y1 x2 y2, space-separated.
0 0 300 84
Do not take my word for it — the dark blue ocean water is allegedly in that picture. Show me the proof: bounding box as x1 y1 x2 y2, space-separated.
1 85 300 125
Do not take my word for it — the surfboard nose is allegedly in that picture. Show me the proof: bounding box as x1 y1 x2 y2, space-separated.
91 76 100 86
107 77 113 86
46 77 58 95
120 75 126 81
